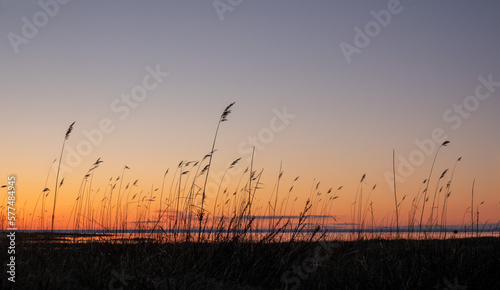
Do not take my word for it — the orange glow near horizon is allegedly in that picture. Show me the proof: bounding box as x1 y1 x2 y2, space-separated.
4 149 498 232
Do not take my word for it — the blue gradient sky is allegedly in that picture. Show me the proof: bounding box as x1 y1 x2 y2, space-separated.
1 0 499 227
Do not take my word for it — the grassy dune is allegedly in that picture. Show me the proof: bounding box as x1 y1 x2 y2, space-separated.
2 235 499 289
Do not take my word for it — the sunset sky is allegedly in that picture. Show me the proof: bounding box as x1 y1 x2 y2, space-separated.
1 0 499 230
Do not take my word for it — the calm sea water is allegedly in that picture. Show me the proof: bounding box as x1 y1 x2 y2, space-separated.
18 224 500 243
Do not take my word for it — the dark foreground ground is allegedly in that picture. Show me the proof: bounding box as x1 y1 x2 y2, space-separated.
1 233 499 289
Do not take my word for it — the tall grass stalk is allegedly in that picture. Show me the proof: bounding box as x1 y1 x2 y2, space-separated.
361 184 376 231
275 162 282 216
428 169 448 230
471 178 475 237
409 179 426 233
185 161 203 241
212 157 240 226
152 169 168 233
199 102 235 241
441 157 461 238
175 162 185 238
393 149 399 237
248 146 255 218
115 165 129 232
31 159 56 230
352 174 365 237
51 121 75 232
419 140 449 235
